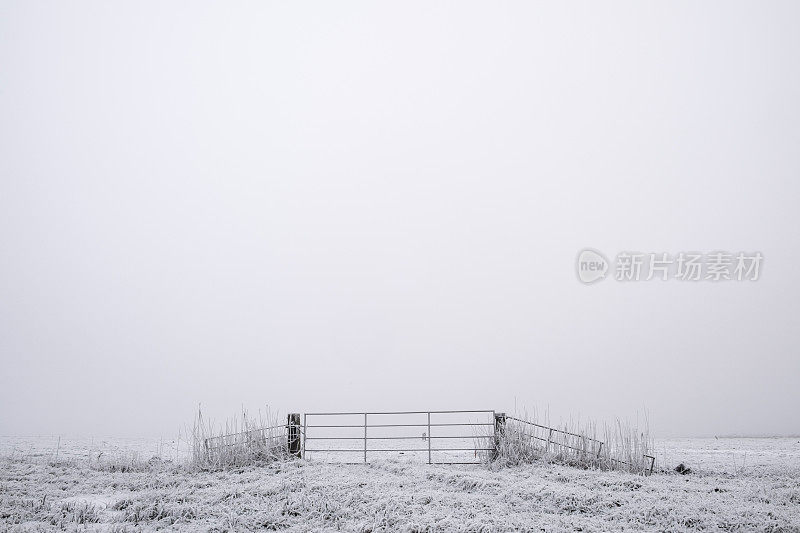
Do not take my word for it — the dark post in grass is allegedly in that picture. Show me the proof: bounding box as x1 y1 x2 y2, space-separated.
644 454 655 475
287 413 301 458
492 412 506 461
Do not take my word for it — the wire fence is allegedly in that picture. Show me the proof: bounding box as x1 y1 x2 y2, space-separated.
505 416 655 474
204 424 287 453
506 416 605 457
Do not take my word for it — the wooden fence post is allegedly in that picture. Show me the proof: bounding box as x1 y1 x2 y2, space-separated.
492 412 506 460
287 413 301 458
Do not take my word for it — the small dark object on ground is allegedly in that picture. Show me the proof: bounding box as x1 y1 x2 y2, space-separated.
675 463 693 475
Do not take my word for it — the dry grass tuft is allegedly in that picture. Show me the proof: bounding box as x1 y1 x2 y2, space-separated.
492 410 655 473
190 406 289 470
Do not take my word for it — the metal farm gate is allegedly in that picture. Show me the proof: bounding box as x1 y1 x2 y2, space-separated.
302 410 497 464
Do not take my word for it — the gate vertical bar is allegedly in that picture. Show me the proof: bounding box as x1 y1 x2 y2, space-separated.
364 413 368 463
427 412 432 464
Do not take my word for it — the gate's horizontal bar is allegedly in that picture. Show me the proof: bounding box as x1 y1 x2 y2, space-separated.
301 461 486 465
305 435 493 440
305 410 494 416
305 448 495 452
305 423 494 428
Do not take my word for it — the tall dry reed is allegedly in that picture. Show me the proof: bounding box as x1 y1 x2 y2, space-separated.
191 406 288 470
493 410 654 473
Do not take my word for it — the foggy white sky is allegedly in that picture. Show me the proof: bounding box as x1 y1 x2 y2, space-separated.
1 1 798 439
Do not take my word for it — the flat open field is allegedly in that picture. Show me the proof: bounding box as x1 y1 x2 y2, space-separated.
1 437 799 531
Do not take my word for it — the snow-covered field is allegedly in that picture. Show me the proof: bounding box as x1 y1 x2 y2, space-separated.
1 436 799 531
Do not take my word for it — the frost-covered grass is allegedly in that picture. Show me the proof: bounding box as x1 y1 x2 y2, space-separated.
2 443 799 532
497 415 654 473
190 408 289 471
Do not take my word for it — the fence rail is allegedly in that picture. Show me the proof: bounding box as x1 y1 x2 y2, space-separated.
506 416 605 457
204 425 287 450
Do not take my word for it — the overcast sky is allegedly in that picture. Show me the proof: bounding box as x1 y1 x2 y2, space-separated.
1 1 798 439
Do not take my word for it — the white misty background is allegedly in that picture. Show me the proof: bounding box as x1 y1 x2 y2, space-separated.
0 1 798 439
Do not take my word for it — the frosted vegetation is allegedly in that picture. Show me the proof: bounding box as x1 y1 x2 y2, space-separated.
494 412 655 474
1 411 798 531
191 408 290 470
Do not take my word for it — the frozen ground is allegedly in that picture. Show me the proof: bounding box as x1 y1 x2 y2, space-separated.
1 436 799 531
0 436 192 464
